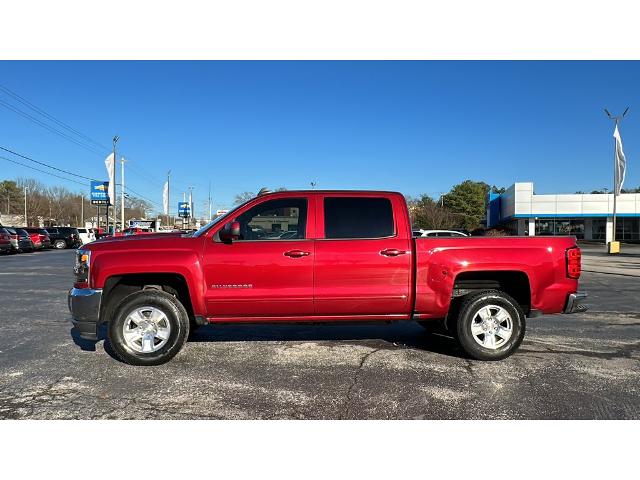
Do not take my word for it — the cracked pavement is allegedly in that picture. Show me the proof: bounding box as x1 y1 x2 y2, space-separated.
1 248 639 419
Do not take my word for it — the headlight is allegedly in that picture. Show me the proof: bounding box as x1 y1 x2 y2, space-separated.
74 249 91 287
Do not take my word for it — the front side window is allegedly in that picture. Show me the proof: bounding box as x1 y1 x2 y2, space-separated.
324 197 394 239
235 198 307 241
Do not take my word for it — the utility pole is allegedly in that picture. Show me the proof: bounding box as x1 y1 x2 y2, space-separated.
188 186 195 226
604 107 629 251
120 157 126 229
23 185 27 226
111 135 119 234
166 170 171 228
81 195 84 227
208 181 212 222
182 192 186 230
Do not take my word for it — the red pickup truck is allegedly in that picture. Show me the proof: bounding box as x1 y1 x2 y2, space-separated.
68 190 587 365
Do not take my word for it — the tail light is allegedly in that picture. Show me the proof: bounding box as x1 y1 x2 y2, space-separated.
566 246 581 279
10 234 18 240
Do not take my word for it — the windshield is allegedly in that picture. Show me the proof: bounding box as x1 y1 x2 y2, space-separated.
191 203 245 237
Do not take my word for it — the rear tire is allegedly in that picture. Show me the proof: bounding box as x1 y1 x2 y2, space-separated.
54 239 66 249
455 290 525 361
108 290 190 366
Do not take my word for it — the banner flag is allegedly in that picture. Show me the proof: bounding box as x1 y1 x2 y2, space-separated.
163 181 169 215
614 125 627 196
104 152 115 205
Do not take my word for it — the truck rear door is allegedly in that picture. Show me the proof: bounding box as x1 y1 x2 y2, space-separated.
313 193 413 317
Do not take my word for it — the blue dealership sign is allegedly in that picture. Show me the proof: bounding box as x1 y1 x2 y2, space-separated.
90 181 110 205
178 201 191 218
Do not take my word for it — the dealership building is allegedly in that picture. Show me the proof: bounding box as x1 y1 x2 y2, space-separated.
487 182 640 243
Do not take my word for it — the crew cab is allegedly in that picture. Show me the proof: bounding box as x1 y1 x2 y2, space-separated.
68 190 587 366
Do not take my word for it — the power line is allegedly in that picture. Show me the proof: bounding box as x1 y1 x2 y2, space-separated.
0 99 105 156
1 145 163 209
122 185 162 208
0 145 99 182
127 163 165 188
0 84 111 152
0 155 89 187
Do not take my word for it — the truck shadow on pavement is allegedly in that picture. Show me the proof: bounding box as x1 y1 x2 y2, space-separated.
185 322 465 360
71 322 466 363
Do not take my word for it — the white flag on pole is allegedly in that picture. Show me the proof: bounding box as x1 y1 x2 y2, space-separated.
163 181 169 215
614 125 627 196
104 152 115 205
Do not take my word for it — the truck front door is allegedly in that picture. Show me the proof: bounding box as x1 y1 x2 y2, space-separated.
203 196 315 319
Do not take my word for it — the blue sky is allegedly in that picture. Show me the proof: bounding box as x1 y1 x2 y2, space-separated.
1 61 639 214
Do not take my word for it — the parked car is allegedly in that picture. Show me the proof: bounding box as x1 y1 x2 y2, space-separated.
0 227 11 254
122 227 155 236
76 228 96 244
413 229 469 237
45 227 81 249
24 228 52 249
69 190 587 366
5 227 33 253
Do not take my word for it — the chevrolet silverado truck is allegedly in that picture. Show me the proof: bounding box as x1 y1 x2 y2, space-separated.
68 190 587 365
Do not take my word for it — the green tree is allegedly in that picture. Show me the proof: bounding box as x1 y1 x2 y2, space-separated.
0 180 23 216
444 180 502 230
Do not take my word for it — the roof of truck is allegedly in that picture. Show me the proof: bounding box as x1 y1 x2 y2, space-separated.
258 190 403 196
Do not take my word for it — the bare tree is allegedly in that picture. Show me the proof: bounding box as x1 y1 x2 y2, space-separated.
407 194 465 230
233 191 255 205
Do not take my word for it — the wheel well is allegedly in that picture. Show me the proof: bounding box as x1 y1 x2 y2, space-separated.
99 273 195 324
452 271 531 314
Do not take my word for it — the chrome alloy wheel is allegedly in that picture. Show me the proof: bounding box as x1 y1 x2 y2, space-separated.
470 304 513 350
122 306 171 353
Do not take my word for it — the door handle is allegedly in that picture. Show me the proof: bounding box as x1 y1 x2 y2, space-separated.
380 248 409 257
284 250 310 258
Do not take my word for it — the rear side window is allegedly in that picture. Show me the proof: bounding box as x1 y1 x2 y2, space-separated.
324 197 394 239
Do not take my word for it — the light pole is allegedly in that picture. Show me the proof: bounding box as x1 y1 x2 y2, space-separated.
166 170 171 228
188 186 195 227
604 107 629 250
111 135 119 233
208 181 212 222
120 157 126 230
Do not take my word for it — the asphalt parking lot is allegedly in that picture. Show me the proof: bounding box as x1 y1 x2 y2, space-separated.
0 247 639 419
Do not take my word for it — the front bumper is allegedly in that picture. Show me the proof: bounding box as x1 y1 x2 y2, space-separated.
564 292 588 314
68 288 102 340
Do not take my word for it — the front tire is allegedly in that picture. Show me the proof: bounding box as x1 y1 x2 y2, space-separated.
54 239 66 249
455 290 525 361
108 290 190 366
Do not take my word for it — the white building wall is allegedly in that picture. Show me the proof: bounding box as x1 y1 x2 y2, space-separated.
502 182 640 241
509 182 640 217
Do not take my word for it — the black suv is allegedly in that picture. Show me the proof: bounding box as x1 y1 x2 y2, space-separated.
46 227 81 249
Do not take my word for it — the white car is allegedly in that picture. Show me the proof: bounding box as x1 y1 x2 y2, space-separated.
412 229 468 238
77 228 96 244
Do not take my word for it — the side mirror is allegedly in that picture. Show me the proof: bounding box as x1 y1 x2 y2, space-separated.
219 221 241 243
